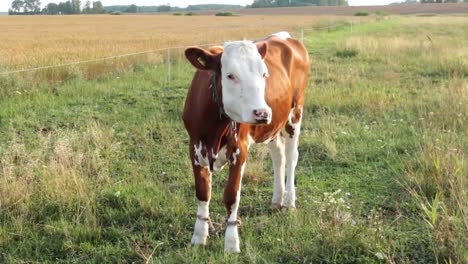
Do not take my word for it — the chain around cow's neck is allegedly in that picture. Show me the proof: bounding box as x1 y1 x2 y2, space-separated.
210 71 236 131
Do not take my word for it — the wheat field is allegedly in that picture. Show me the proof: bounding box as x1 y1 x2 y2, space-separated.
0 15 365 71
0 15 370 85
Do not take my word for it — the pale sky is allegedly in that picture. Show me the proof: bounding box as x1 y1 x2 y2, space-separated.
1 1 399 12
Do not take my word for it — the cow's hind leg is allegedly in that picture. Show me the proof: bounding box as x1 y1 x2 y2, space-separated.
224 146 247 253
268 134 286 208
190 144 213 245
284 106 303 208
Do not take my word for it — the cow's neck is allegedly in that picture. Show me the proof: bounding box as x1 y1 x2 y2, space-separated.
204 71 236 158
209 71 230 121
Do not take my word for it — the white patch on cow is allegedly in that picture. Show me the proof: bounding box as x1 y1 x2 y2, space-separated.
268 135 286 207
224 162 246 253
221 41 272 124
230 148 241 165
191 200 210 245
247 134 256 147
194 141 209 168
213 145 228 172
272 31 291 40
284 107 303 208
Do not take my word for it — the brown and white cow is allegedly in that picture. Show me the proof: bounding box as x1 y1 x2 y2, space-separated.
183 32 310 253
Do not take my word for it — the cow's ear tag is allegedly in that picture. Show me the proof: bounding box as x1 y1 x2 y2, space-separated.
197 57 206 67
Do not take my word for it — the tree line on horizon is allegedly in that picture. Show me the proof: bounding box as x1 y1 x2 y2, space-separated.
249 0 348 7
9 0 106 15
8 1 239 15
8 0 468 15
419 0 467 2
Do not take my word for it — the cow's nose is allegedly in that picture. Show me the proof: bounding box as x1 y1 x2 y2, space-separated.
253 109 271 124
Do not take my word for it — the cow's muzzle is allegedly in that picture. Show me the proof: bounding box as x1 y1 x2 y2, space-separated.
253 109 272 124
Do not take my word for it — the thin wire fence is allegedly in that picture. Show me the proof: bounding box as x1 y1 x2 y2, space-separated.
0 21 360 82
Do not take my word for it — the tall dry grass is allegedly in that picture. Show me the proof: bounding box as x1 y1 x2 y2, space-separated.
0 123 118 228
328 17 468 262
404 78 467 263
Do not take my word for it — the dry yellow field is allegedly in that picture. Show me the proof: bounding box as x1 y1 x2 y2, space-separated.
0 14 359 72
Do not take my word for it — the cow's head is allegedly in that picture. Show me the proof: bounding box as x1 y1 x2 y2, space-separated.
185 41 272 124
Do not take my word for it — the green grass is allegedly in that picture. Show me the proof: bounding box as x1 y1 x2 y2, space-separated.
0 17 466 263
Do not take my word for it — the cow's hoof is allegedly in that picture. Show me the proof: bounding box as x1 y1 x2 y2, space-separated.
224 226 240 253
271 203 283 209
282 205 296 212
191 235 207 246
224 246 241 253
283 196 296 209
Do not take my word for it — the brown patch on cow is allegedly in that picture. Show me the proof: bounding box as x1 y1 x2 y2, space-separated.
223 151 247 214
285 125 295 139
223 126 249 214
194 166 211 201
291 106 302 124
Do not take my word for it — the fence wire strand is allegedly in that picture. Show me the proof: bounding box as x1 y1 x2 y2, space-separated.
0 21 356 77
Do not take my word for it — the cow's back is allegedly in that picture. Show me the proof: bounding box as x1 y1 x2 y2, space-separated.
249 36 310 143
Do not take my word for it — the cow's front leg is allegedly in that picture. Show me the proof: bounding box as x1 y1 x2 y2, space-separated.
268 134 286 208
223 146 247 253
190 144 213 246
284 106 303 208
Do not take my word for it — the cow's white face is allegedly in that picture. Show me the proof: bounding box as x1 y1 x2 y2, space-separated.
220 41 272 124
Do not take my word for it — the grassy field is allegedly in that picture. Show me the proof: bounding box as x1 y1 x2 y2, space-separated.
0 16 467 263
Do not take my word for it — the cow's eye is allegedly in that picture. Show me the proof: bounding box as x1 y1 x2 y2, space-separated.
227 74 235 81
263 73 267 78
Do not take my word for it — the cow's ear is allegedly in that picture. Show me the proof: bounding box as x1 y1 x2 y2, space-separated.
185 47 219 71
257 43 268 59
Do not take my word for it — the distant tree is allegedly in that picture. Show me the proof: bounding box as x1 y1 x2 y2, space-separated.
158 5 171 12
44 2 59 14
318 0 328 6
420 0 463 3
33 0 41 13
71 0 81 14
64 1 73 14
23 0 32 12
11 0 24 13
92 1 105 13
126 4 138 13
58 2 67 14
276 0 291 6
83 1 91 13
251 0 273 8
23 0 40 13
250 0 348 8
23 0 41 14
